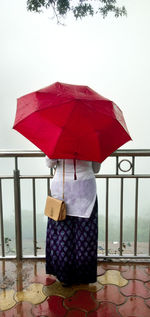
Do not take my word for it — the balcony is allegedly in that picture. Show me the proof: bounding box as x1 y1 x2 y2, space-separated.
0 150 150 316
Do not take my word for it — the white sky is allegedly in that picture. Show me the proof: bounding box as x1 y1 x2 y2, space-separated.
0 0 150 150
1 0 150 226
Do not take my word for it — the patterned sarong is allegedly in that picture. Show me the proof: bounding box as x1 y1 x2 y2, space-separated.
46 198 98 284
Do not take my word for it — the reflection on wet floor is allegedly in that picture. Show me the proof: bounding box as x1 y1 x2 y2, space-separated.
0 260 46 291
0 260 150 316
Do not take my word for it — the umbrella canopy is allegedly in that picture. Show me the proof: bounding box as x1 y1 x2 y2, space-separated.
13 82 132 162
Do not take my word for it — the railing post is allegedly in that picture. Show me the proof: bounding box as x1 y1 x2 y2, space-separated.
120 178 124 256
14 158 22 260
0 179 5 257
105 178 109 256
134 178 139 256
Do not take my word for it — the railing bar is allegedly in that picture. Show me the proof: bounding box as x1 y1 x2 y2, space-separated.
110 150 150 157
120 178 124 256
96 175 150 179
0 175 149 180
149 225 150 256
14 169 22 260
0 256 17 260
132 156 135 175
105 178 109 256
50 167 54 177
15 157 18 171
0 177 14 179
32 179 37 257
18 174 150 179
1 149 150 157
20 175 53 179
97 255 150 259
16 255 46 259
1 254 150 260
0 152 45 158
134 178 139 256
1 150 150 261
116 156 119 175
47 178 50 196
0 179 5 257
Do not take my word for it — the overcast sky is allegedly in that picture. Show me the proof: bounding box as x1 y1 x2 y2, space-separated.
1 0 150 231
0 0 150 151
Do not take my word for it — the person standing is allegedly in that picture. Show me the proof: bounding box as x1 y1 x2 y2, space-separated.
45 157 100 286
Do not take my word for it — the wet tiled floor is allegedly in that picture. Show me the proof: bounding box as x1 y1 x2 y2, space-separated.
0 260 150 316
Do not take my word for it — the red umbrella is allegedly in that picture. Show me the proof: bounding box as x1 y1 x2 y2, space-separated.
13 82 132 162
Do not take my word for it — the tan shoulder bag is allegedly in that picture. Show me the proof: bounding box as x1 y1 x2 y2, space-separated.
44 160 66 221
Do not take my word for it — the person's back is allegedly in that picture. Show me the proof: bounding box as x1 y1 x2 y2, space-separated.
45 157 100 286
46 158 100 218
54 159 94 180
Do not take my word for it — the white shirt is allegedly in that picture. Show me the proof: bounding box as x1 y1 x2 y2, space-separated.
45 157 100 218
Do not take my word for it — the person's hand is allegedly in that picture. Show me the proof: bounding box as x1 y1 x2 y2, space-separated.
92 162 101 173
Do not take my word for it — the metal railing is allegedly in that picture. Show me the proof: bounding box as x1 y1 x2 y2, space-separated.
0 149 150 261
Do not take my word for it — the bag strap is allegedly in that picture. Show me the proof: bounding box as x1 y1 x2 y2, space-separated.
73 159 77 180
49 160 65 199
62 159 65 200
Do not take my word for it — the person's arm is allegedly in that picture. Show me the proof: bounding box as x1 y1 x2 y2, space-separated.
45 156 58 168
92 162 101 173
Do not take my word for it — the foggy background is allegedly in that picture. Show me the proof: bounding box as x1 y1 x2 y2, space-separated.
0 0 150 255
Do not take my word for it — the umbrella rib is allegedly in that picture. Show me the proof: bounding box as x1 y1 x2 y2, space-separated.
50 101 77 156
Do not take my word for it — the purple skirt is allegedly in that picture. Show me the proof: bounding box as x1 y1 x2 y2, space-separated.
46 198 98 284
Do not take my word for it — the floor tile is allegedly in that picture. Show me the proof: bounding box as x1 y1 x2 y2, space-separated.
101 263 128 272
121 266 150 282
87 302 120 316
72 281 103 292
66 310 86 316
0 261 18 290
97 270 128 287
0 302 33 317
97 265 105 276
1 260 150 317
94 284 126 305
145 298 150 308
120 279 150 298
0 289 16 311
0 260 47 291
30 272 56 286
32 295 67 317
118 296 150 317
64 290 99 312
15 283 46 305
144 281 150 290
144 267 150 276
43 281 75 298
